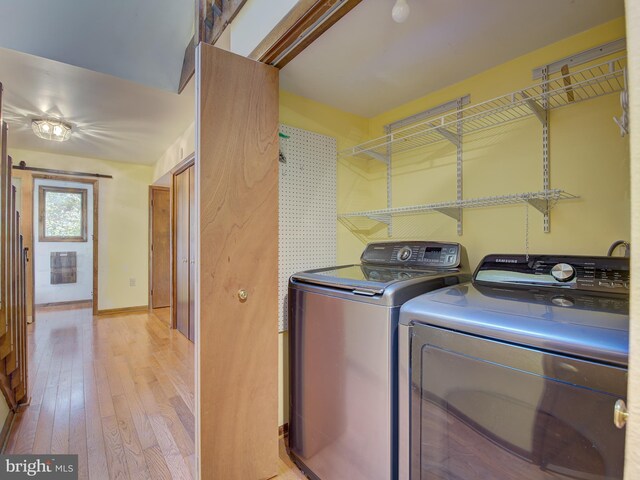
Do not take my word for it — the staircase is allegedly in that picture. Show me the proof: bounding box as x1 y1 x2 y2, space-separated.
0 82 29 411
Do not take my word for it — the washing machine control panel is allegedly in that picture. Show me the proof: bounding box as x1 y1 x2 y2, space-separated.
361 241 463 268
475 254 630 295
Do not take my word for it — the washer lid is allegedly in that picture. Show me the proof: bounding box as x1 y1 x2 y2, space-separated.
291 264 442 295
400 283 629 366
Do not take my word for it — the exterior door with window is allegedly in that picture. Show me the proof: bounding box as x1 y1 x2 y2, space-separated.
33 179 93 305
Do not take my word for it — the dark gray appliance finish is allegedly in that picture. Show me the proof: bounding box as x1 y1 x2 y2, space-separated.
288 241 470 480
398 254 630 480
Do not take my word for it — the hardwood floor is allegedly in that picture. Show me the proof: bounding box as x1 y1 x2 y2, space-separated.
4 305 305 479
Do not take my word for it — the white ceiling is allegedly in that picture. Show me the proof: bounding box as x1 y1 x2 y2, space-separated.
281 0 625 117
0 0 194 92
0 47 194 165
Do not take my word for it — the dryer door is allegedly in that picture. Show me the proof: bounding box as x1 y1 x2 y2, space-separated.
409 325 627 480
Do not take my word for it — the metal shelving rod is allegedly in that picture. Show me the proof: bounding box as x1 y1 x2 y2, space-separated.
338 189 579 222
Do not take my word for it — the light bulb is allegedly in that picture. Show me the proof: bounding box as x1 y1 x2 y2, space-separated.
53 125 63 136
42 124 50 132
392 0 409 23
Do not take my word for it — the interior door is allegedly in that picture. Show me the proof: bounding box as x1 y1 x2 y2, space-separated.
188 166 196 341
197 44 279 479
150 186 170 308
175 168 190 338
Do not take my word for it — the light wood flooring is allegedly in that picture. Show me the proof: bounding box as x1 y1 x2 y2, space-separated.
4 305 305 479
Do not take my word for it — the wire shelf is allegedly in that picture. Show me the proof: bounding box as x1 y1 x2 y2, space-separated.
338 189 579 225
340 57 626 160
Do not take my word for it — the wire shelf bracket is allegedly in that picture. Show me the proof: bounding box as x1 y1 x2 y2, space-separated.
520 91 546 125
367 214 392 225
361 150 389 164
526 198 551 215
434 207 462 221
430 123 461 147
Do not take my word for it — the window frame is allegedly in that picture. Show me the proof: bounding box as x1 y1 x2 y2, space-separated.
38 185 88 242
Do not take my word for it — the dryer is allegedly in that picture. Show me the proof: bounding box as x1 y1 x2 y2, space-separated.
398 254 629 480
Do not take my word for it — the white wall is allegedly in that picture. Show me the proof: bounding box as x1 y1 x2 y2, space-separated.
33 178 94 304
9 149 154 311
153 121 195 182
229 0 301 57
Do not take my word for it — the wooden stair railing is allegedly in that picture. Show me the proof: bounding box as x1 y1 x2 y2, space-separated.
0 83 29 412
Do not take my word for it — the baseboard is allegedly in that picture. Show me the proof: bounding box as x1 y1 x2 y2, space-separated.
0 410 15 453
36 300 93 308
97 305 149 316
279 423 289 438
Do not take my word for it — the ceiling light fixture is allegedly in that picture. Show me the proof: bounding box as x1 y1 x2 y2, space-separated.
31 118 72 142
392 0 410 23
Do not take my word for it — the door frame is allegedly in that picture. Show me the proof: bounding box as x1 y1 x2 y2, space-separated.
171 154 195 329
148 185 170 310
31 174 99 315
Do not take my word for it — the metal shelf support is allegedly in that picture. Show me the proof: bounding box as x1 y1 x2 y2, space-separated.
434 208 462 221
456 98 463 235
526 198 551 215
367 214 392 226
541 66 551 232
361 151 389 164
384 125 392 236
431 123 461 147
521 91 547 125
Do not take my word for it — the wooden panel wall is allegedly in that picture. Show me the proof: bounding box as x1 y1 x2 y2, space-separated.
196 44 279 479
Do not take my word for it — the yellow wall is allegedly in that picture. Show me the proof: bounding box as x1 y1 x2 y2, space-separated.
278 18 630 426
624 0 640 475
278 90 370 425
8 149 154 311
358 17 630 268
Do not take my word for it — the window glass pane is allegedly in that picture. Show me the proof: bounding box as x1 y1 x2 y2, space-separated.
45 191 83 237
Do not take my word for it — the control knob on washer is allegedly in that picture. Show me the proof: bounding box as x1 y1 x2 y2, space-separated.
551 263 576 282
397 247 412 261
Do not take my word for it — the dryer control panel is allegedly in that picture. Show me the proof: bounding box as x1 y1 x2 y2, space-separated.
475 254 630 295
361 241 463 269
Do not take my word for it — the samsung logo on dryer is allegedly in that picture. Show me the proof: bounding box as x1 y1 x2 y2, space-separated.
495 258 519 263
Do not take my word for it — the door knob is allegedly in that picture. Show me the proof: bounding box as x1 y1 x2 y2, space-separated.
238 289 248 302
614 399 629 429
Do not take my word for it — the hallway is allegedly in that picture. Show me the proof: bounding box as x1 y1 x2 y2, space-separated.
4 306 306 479
5 306 195 479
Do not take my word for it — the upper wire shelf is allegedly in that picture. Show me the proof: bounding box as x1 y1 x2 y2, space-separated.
339 57 626 160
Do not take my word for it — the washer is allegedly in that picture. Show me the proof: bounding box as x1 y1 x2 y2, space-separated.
399 254 629 480
288 241 470 480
